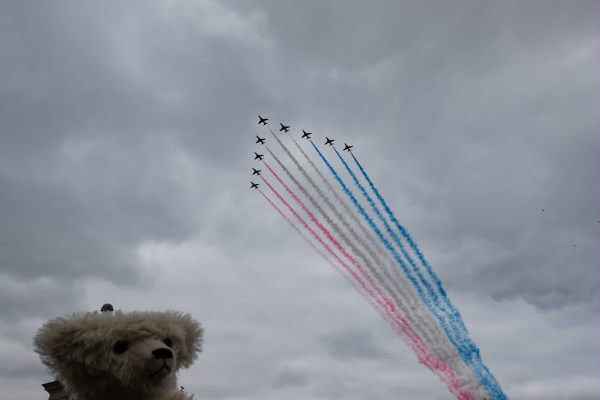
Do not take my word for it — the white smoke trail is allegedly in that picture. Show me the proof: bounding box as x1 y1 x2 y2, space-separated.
265 131 487 398
268 135 480 392
288 134 386 254
301 138 489 398
261 162 475 399
258 188 382 319
264 142 422 332
266 133 412 315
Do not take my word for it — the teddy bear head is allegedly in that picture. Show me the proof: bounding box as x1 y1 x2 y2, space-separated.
34 309 203 400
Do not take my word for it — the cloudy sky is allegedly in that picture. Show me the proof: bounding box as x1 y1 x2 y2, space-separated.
1 1 599 399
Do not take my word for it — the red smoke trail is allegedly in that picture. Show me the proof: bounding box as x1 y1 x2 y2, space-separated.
259 173 473 400
258 188 381 317
258 188 329 265
262 160 393 313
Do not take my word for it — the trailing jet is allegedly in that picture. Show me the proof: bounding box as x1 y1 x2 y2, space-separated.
325 137 335 146
255 135 266 145
280 123 290 132
343 143 354 152
258 115 268 125
254 152 264 161
252 168 261 176
301 130 312 139
251 182 259 189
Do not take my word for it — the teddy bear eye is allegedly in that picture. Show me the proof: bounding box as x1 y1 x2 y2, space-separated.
163 338 173 347
113 340 129 354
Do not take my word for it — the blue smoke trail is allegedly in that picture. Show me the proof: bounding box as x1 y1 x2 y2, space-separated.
310 140 505 400
333 146 506 400
309 141 454 344
350 152 453 307
348 152 507 398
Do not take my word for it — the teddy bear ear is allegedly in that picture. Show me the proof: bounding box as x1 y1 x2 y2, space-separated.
34 313 89 372
165 311 203 369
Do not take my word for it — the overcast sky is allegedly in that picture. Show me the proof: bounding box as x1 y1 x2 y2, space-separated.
1 1 599 399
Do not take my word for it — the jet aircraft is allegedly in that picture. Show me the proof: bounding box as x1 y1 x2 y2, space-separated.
258 115 268 125
325 137 335 146
251 182 259 189
252 168 261 176
301 130 312 139
343 143 354 152
254 152 264 161
255 135 266 145
280 123 290 132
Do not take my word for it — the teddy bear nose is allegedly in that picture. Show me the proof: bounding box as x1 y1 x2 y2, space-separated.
152 348 173 360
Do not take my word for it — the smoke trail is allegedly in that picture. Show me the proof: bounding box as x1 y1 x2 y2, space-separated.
289 136 431 334
258 188 378 312
274 140 491 394
264 144 449 367
348 152 507 399
283 134 398 276
289 134 387 261
261 132 489 397
310 140 441 320
268 129 378 261
348 152 460 319
264 134 416 327
331 148 449 315
330 145 500 396
287 135 433 332
332 147 505 400
307 140 495 387
349 152 467 328
263 159 393 313
260 136 486 397
280 142 486 396
258 188 335 272
257 187 434 376
259 175 474 400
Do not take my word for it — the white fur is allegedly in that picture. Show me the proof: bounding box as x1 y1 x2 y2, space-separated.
35 310 203 400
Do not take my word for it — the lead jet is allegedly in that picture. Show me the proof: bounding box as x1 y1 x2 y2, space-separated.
255 135 266 145
252 168 261 176
251 182 259 189
343 143 354 152
280 123 290 132
325 137 335 146
258 115 268 125
301 130 312 139
254 152 264 161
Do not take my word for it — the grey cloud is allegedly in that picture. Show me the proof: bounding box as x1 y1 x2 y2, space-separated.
0 274 81 323
318 329 388 361
1 1 599 399
272 366 309 388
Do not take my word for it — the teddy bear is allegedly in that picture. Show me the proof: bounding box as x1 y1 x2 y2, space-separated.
34 306 203 400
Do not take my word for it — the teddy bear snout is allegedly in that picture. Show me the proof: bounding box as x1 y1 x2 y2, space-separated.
152 348 173 360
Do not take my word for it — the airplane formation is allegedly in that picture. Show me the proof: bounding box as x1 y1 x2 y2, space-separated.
250 115 510 400
252 115 354 187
